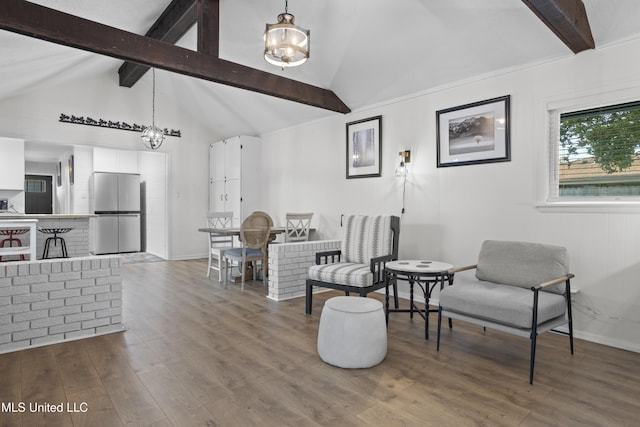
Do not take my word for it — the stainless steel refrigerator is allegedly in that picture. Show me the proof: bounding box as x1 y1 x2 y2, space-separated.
91 172 141 254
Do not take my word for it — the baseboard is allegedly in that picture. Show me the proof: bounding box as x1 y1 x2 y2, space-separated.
168 254 207 261
572 330 640 353
0 324 126 356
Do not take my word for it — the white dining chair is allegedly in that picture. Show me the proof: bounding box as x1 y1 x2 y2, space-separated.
284 212 313 242
205 211 234 282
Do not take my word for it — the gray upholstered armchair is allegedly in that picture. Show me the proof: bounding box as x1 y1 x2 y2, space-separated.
437 240 575 384
305 215 400 314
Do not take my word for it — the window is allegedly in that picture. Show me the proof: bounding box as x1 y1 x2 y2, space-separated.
24 178 47 193
549 101 640 200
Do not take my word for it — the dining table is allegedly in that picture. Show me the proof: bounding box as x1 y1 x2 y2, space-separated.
198 226 287 281
198 226 286 241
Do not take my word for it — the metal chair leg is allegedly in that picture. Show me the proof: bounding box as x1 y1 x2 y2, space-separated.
305 282 313 314
530 332 537 385
437 307 442 351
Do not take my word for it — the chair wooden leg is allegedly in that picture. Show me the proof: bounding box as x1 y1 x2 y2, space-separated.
223 258 229 287
217 256 223 282
241 260 245 291
206 252 212 278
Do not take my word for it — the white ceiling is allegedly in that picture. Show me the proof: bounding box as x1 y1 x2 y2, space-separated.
3 0 640 161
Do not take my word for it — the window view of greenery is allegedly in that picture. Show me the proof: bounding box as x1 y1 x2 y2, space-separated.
559 101 640 197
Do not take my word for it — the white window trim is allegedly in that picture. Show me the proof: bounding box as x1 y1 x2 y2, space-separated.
538 82 640 213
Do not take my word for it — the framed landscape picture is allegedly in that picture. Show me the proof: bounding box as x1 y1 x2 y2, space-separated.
56 161 62 186
68 154 74 185
346 115 382 179
436 95 510 167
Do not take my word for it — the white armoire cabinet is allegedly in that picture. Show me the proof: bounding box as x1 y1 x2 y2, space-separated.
209 136 261 227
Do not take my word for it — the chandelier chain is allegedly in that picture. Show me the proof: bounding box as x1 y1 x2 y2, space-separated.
152 68 156 127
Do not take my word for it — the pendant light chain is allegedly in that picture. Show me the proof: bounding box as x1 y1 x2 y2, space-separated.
152 68 156 127
141 67 165 150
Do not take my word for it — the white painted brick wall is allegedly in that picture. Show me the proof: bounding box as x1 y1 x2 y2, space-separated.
0 255 124 354
34 218 91 259
267 240 341 301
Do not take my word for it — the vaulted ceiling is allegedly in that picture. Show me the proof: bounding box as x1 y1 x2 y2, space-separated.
2 0 640 143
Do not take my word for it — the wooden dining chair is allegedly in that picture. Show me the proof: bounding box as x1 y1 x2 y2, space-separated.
222 211 272 290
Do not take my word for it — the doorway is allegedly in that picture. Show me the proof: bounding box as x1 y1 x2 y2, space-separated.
25 174 53 214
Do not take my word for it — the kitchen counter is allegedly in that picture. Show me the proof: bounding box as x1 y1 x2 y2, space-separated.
0 214 95 219
0 215 93 259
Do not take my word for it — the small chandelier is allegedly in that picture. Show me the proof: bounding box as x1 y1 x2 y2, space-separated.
264 0 310 69
141 68 165 150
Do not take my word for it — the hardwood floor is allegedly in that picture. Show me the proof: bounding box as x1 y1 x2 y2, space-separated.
1 258 639 426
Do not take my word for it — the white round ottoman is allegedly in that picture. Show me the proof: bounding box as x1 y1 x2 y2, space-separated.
317 296 387 368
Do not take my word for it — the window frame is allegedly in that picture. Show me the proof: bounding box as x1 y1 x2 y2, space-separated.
539 85 640 213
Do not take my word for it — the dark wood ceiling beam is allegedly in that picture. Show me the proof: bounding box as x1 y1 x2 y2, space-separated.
522 0 595 53
118 0 198 87
0 0 350 113
197 0 219 57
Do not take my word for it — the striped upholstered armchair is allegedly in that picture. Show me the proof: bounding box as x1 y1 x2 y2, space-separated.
305 215 400 314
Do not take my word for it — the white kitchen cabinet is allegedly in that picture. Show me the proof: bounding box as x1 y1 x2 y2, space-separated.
209 136 261 227
93 147 138 173
0 137 25 190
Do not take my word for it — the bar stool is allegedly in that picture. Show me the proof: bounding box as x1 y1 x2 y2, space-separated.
0 228 30 261
39 227 73 259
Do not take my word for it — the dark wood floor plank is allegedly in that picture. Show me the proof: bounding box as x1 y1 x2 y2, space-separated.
101 365 167 425
0 351 23 426
137 365 218 426
66 386 123 427
20 347 73 426
51 341 104 397
0 258 639 426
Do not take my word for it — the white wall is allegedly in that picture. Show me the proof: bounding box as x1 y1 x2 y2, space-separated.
0 69 218 260
2 32 639 352
262 37 640 353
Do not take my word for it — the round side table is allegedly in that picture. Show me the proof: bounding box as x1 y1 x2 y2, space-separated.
385 260 453 340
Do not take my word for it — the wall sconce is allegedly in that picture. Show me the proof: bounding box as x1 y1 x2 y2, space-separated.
395 150 411 177
395 150 411 215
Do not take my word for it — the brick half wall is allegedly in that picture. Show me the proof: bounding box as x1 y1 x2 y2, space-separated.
268 240 341 301
36 217 90 259
0 255 124 354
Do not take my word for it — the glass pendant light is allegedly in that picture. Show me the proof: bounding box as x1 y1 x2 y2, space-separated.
141 68 165 150
264 0 310 69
